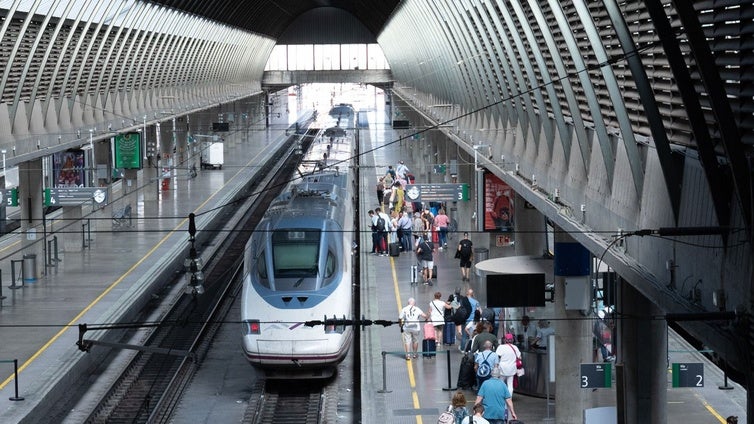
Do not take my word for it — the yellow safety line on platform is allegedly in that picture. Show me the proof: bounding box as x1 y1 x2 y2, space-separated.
390 256 423 424
695 392 728 423
0 148 267 391
0 231 175 391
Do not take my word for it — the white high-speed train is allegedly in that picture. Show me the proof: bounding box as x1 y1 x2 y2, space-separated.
241 104 356 378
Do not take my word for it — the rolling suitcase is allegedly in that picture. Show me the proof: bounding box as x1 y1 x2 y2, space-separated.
422 338 436 358
443 322 456 345
457 353 476 389
389 242 401 257
432 265 438 278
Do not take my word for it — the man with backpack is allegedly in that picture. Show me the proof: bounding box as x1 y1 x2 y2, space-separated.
415 234 435 285
399 297 427 360
456 232 474 281
374 207 390 256
474 341 499 389
458 289 480 351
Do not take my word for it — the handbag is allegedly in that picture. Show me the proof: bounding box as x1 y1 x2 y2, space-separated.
509 344 524 370
454 249 461 259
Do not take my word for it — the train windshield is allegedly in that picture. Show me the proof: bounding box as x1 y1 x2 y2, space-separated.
272 230 320 278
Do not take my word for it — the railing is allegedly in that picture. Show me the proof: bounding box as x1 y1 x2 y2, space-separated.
376 349 456 394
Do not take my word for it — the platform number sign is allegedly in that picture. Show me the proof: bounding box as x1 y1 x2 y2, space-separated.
1 188 18 207
672 363 704 388
580 363 612 388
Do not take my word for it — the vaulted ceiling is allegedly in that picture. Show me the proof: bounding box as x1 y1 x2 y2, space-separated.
147 0 401 39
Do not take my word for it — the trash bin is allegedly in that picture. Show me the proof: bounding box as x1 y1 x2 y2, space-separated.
474 247 489 277
22 254 37 283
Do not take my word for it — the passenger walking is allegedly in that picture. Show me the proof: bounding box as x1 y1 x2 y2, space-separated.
495 333 521 395
389 210 400 245
456 232 473 281
374 207 390 256
434 208 450 248
449 390 469 424
399 297 427 360
376 178 385 205
397 210 413 252
475 367 517 424
415 234 435 285
460 289 481 351
594 310 614 361
470 321 498 353
460 404 490 424
368 210 379 254
429 292 452 345
396 160 410 180
421 209 434 233
474 340 499 389
412 212 424 243
385 165 396 180
391 181 405 213
382 175 393 210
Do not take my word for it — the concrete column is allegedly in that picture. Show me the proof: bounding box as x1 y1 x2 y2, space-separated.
175 117 188 172
617 279 667 423
19 159 45 278
61 206 84 252
553 229 594 422
156 121 172 193
513 192 546 256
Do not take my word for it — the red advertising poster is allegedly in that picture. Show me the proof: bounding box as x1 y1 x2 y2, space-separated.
53 150 85 187
484 172 514 232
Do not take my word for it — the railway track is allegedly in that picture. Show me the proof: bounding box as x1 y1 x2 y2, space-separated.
71 131 317 424
243 381 326 424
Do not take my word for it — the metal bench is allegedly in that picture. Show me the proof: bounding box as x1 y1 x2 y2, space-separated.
112 204 132 227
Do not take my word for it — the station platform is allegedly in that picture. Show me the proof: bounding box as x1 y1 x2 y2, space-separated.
356 110 748 423
0 126 291 422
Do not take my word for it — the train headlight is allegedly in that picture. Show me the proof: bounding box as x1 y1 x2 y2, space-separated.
244 320 261 335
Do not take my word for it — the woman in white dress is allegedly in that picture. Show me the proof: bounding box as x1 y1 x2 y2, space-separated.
495 333 521 395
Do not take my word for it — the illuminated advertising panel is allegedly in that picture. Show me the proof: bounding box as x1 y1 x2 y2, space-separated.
483 171 514 232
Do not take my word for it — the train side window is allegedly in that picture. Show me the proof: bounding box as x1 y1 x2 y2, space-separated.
256 252 267 279
324 251 336 279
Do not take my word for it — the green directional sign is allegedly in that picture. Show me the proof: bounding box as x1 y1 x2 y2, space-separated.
580 363 612 388
672 363 704 388
1 188 18 207
405 183 469 202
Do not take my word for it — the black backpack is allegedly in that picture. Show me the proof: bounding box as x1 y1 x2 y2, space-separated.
452 295 471 326
376 216 386 232
481 308 496 326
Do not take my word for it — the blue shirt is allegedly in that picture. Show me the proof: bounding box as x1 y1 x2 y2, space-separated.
474 350 499 376
467 296 480 323
477 377 511 420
